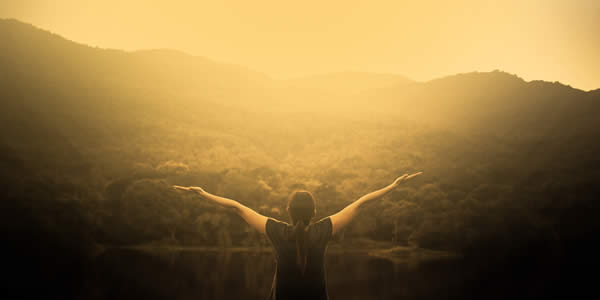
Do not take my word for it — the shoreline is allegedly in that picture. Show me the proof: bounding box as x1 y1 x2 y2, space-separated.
98 242 459 263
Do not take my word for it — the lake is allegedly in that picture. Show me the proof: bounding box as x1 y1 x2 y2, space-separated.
77 247 560 300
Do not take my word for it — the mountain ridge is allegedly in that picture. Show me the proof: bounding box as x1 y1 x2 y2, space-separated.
3 18 592 93
2 18 599 139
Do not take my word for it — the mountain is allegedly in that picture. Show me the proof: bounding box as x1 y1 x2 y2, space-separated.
4 18 597 125
353 70 599 135
2 18 599 182
1 17 599 249
0 18 279 114
2 17 599 194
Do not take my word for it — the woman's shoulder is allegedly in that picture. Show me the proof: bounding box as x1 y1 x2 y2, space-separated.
266 218 291 240
309 217 333 241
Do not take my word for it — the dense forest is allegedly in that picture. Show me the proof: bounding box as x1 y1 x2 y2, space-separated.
2 19 600 297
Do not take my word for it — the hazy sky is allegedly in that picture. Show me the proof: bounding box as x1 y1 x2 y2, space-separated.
2 0 599 90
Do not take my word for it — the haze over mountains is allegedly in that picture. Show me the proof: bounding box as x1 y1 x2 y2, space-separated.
2 18 600 298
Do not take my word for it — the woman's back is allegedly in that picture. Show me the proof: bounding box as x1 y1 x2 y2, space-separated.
266 217 333 300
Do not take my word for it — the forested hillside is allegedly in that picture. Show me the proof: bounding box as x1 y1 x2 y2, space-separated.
2 20 600 294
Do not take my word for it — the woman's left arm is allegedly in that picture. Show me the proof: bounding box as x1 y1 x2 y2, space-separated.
174 185 268 234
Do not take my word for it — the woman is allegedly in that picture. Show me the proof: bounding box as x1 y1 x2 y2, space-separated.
174 171 422 300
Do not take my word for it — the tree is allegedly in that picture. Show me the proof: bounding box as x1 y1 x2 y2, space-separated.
121 179 187 243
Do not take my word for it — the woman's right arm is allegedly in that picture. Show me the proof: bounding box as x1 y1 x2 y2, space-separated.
329 172 422 235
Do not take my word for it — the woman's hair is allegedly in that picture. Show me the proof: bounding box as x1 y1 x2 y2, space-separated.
287 190 316 274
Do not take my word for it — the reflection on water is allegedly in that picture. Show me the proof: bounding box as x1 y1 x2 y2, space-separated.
81 248 476 300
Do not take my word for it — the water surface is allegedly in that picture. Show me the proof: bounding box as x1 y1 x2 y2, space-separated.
79 247 551 300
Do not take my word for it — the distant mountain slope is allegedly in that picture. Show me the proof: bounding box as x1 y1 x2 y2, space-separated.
353 70 599 135
0 18 274 110
2 18 597 123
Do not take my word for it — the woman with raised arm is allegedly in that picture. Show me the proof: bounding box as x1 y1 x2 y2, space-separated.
174 171 422 300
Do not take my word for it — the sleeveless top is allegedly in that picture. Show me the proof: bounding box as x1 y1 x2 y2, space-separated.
265 217 333 300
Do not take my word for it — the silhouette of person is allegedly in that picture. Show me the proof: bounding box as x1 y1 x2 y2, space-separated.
174 172 422 299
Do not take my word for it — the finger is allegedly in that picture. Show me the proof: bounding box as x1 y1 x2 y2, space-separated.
406 172 423 180
173 185 190 191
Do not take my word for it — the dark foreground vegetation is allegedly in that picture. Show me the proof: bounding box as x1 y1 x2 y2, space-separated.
1 19 600 299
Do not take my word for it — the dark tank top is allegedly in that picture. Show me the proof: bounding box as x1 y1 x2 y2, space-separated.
265 217 333 300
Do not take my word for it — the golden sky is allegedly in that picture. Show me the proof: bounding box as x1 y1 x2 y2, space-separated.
2 0 599 90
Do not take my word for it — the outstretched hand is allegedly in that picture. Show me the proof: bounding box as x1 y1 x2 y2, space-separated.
173 185 205 195
392 172 423 187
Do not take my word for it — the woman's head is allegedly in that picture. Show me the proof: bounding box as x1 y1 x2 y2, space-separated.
287 190 316 225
